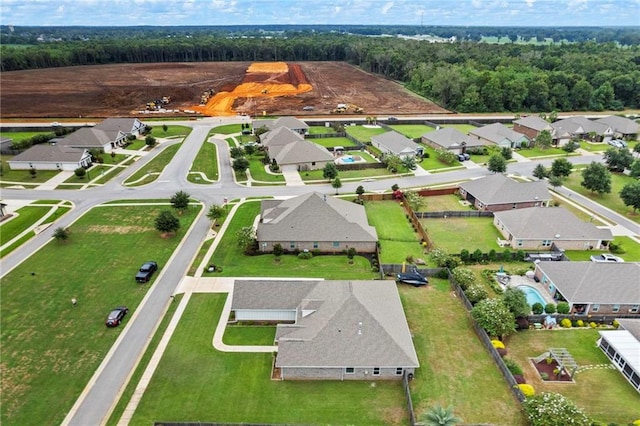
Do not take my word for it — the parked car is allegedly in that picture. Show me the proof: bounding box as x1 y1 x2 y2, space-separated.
607 139 625 148
135 261 158 283
387 116 398 121
105 306 129 327
302 106 315 111
590 253 624 263
396 271 428 287
50 121 62 127
457 153 470 161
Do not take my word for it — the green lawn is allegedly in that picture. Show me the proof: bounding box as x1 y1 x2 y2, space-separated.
207 202 376 279
248 154 285 183
562 170 640 223
506 329 640 424
564 235 640 262
308 126 337 135
0 205 52 244
187 140 218 183
0 130 55 143
365 201 425 263
223 326 277 345
419 146 461 171
0 204 200 426
345 125 387 143
422 217 503 253
129 294 408 425
124 143 181 186
301 165 405 181
0 155 60 184
579 141 609 153
312 136 358 148
389 124 434 139
125 138 148 150
442 124 477 133
149 125 192 138
423 195 471 212
210 124 242 134
401 279 527 425
517 146 572 158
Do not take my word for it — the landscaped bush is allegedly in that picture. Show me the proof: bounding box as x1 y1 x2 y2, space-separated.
518 384 535 397
532 302 544 315
576 319 585 327
560 318 572 328
613 319 620 329
465 283 488 304
556 302 570 314
297 251 313 260
480 269 505 294
451 266 475 290
590 321 597 328
491 339 505 349
523 392 591 426
540 372 549 380
459 249 470 263
504 358 523 376
544 303 556 314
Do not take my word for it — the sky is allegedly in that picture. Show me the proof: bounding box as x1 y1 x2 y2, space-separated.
1 0 639 27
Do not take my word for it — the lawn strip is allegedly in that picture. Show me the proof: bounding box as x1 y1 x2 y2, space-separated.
124 144 181 186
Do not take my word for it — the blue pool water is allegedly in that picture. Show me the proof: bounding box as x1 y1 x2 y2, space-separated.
518 285 547 306
342 156 355 163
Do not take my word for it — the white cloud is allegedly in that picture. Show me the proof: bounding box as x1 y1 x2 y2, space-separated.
525 0 535 7
381 1 393 14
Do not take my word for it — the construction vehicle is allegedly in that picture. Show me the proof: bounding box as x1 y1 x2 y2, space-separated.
200 88 215 105
330 103 364 114
145 96 171 111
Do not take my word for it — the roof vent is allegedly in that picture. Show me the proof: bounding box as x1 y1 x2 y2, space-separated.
357 322 363 335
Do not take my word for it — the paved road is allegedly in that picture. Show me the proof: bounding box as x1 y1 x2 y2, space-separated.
1 115 635 425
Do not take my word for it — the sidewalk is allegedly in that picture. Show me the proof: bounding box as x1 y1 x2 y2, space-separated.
35 171 74 190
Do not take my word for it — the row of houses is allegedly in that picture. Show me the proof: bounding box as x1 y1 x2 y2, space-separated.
7 118 145 171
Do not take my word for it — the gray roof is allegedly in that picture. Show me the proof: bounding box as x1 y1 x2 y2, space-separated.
422 127 487 149
94 117 142 135
9 144 88 163
617 319 640 341
513 115 554 132
469 123 529 145
552 116 612 136
271 140 333 165
371 131 420 156
494 207 612 241
253 116 308 132
58 127 113 149
232 279 419 368
257 192 378 243
536 262 640 304
458 174 551 206
594 116 639 135
232 280 319 310
261 126 303 147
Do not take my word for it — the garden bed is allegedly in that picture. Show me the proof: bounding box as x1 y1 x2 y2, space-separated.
530 358 574 382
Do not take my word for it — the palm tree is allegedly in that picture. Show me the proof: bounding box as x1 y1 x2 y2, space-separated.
417 405 461 426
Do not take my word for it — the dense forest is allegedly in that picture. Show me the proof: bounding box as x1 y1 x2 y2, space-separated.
1 26 639 113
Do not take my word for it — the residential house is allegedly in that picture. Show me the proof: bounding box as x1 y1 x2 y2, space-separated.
594 116 639 140
7 144 92 171
253 116 309 135
231 279 420 380
0 137 13 151
261 126 304 148
261 127 332 171
512 116 555 141
533 262 640 317
57 117 146 152
371 131 424 158
493 207 613 250
458 174 551 212
256 192 378 253
421 127 489 154
597 318 640 392
551 116 613 143
468 123 529 148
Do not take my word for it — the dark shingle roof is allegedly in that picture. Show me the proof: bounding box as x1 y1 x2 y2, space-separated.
9 144 87 163
458 174 551 206
371 131 420 155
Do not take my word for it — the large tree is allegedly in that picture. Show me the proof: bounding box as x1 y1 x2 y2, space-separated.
502 287 531 317
603 147 634 172
236 226 256 254
532 164 547 180
322 162 338 180
232 157 250 174
550 158 573 177
620 181 640 213
581 161 611 195
487 154 507 173
155 210 180 234
535 129 552 150
170 190 191 213
471 298 516 339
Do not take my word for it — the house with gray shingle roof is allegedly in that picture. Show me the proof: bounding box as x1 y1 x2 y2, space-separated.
534 262 640 317
253 116 309 135
257 192 378 253
231 279 419 380
598 318 640 392
421 127 489 154
261 126 303 148
512 116 555 141
8 144 92 171
371 131 423 158
594 116 639 140
458 174 551 212
261 127 332 171
57 117 146 152
493 207 612 250
551 116 613 143
468 123 529 148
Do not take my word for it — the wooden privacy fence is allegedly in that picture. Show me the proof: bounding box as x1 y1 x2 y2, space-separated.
402 371 417 425
416 210 494 218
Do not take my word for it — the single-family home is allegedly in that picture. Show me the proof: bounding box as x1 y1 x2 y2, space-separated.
551 116 613 143
458 174 551 212
597 318 640 392
533 261 640 316
57 117 146 152
231 279 420 381
253 116 309 135
256 192 378 253
261 126 304 148
371 131 423 158
512 116 555 141
421 127 489 154
594 116 639 140
261 127 332 171
468 123 529 148
0 137 13 151
7 144 92 171
493 207 613 250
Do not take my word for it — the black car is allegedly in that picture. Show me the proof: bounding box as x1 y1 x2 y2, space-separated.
135 261 158 283
105 306 129 327
387 116 398 121
396 271 428 287
457 153 470 161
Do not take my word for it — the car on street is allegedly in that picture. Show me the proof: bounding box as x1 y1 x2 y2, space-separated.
387 116 398 121
50 121 62 127
396 271 428 287
135 261 158 283
590 253 624 263
457 153 470 161
105 306 129 327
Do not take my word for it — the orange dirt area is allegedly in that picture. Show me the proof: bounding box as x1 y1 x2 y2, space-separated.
191 62 313 116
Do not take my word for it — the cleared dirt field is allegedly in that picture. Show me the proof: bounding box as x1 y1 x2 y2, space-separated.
0 62 449 118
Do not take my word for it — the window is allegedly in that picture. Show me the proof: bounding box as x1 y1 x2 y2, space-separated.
512 203 517 209
517 240 523 247
311 161 316 166
313 241 318 249
395 368 403 376
345 367 355 374
542 240 551 247
373 368 380 376
290 241 295 249
612 304 620 313
333 241 340 248
592 304 600 312
631 305 639 313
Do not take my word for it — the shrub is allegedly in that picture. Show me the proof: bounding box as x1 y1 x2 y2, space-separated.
523 392 590 426
556 302 570 314
576 319 584 327
544 303 556 314
613 319 620 329
560 318 572 328
514 374 526 384
297 251 313 260
502 248 512 262
471 298 516 338
472 249 483 263
451 267 475 290
518 384 535 397
465 284 488 304
459 249 470 263
532 302 544 315
405 254 414 263
540 372 549 380
435 269 449 279
504 358 523 376
515 250 526 262
589 321 597 328
491 339 505 349
497 347 508 357
487 249 497 262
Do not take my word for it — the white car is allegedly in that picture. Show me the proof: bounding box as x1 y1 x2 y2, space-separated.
607 139 626 149
50 121 62 127
590 253 624 263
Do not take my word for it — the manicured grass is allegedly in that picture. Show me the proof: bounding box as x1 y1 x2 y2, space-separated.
517 146 571 158
124 143 181 186
125 139 148 150
311 136 358 148
0 206 51 244
248 154 285 183
0 204 200 426
564 235 640 262
187 140 218 183
210 124 242 134
401 279 527 425
0 130 55 143
308 126 337 135
223 326 277 345
365 201 425 263
550 195 607 225
506 329 640 424
149 125 192 138
237 135 257 144
0 155 60 183
421 217 503 253
423 194 471 212
442 124 477 133
579 141 609 153
129 294 407 425
389 124 433 139
301 166 406 181
562 170 640 223
419 146 460 171
345 125 387 143
207 202 376 279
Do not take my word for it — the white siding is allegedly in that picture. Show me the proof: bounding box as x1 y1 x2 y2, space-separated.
235 309 296 322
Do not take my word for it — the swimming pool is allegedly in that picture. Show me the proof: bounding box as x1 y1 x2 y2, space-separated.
517 285 547 307
342 156 355 163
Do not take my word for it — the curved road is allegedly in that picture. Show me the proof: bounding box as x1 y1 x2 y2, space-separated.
0 116 636 425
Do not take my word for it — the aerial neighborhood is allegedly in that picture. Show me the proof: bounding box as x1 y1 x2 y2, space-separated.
1 21 640 426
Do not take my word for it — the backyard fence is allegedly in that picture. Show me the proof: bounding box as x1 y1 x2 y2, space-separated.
155 423 299 426
416 210 494 218
402 371 417 426
400 194 435 251
304 132 345 139
336 162 386 172
380 265 444 277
